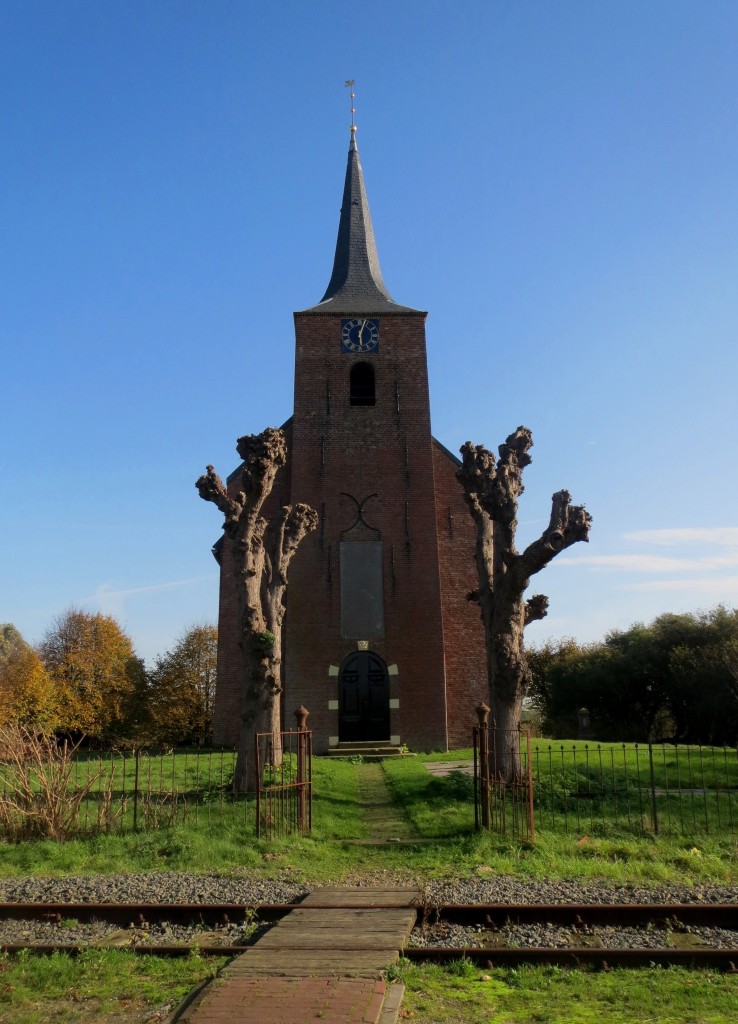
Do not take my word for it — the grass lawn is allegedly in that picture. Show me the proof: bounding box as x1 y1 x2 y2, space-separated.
0 949 227 1024
1 751 738 1023
2 954 737 1024
396 960 738 1024
0 751 736 886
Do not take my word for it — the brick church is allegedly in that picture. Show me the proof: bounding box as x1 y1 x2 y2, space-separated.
212 126 487 753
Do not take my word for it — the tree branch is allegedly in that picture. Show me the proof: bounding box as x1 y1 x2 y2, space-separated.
524 594 549 626
235 428 287 518
517 489 592 580
195 466 243 536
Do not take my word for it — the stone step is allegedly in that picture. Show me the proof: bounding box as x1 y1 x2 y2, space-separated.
325 741 407 759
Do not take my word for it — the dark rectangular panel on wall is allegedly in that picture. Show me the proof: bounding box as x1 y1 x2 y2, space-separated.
340 541 384 639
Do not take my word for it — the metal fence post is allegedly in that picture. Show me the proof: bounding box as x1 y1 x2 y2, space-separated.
295 705 309 834
133 748 140 832
476 704 491 830
648 742 659 835
525 728 536 844
256 735 262 838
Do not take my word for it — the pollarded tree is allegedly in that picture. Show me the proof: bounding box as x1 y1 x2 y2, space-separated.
196 427 318 793
458 427 592 778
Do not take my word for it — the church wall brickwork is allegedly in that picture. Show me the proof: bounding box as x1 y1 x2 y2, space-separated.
211 135 489 755
285 312 449 753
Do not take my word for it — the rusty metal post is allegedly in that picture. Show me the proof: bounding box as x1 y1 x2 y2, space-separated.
476 704 491 830
525 729 535 844
133 748 140 832
255 735 262 839
648 742 659 835
295 706 309 834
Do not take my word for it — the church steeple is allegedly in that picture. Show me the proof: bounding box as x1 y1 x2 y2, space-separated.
303 130 418 314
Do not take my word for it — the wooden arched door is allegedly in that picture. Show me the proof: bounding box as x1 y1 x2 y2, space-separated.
338 651 390 742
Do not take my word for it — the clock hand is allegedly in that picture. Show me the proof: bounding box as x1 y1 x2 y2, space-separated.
357 319 366 346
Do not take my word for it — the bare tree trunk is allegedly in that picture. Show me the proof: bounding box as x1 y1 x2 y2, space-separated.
459 428 591 783
196 429 318 794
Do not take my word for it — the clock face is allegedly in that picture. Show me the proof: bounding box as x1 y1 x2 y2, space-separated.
341 318 380 353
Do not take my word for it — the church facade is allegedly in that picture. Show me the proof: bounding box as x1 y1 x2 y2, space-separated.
212 128 487 753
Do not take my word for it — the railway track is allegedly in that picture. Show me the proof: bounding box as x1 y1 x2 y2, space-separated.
0 901 736 968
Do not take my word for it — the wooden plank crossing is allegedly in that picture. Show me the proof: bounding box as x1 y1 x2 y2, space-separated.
222 949 402 977
256 909 416 949
178 887 415 1021
223 887 419 978
300 887 420 908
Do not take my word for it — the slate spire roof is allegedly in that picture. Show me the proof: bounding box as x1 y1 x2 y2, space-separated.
302 129 419 314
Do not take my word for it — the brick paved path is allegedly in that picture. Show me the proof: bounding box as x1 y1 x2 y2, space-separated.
178 976 401 1024
174 888 417 1024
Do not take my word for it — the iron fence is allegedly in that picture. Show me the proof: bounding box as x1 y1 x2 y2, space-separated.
473 707 535 842
255 719 312 840
0 711 314 842
471 704 738 839
530 739 738 836
0 744 253 840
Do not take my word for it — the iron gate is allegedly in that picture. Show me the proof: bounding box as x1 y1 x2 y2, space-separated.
256 707 312 839
473 704 535 842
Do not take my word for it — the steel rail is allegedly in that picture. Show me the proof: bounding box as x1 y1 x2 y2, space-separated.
0 941 737 970
0 903 289 926
0 903 737 970
0 902 736 926
404 947 738 970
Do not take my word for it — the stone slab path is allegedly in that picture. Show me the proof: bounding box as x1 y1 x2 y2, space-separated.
176 887 418 1024
423 759 474 777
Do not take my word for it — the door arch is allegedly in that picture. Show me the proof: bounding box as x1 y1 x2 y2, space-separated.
338 650 390 742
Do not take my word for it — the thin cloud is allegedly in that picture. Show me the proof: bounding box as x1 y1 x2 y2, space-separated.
560 553 738 572
622 576 738 594
623 528 738 547
85 576 217 602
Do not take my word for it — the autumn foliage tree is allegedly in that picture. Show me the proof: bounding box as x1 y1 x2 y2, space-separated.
458 427 592 777
197 427 318 792
147 624 218 744
40 609 145 739
0 625 55 727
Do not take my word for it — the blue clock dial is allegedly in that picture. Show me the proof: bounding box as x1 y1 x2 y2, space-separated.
341 318 379 353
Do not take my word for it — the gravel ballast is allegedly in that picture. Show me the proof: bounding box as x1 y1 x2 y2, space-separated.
409 921 738 951
0 872 307 906
0 872 737 951
0 872 736 907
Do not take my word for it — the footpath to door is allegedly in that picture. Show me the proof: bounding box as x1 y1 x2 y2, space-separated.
175 887 418 1024
349 762 419 844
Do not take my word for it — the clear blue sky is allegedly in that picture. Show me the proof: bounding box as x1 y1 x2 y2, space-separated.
3 1 737 664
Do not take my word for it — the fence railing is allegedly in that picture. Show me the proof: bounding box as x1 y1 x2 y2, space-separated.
530 738 738 836
0 710 315 842
0 744 252 840
256 707 312 839
473 705 535 842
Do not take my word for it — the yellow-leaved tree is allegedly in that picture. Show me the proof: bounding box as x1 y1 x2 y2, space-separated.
0 625 55 726
40 609 145 739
